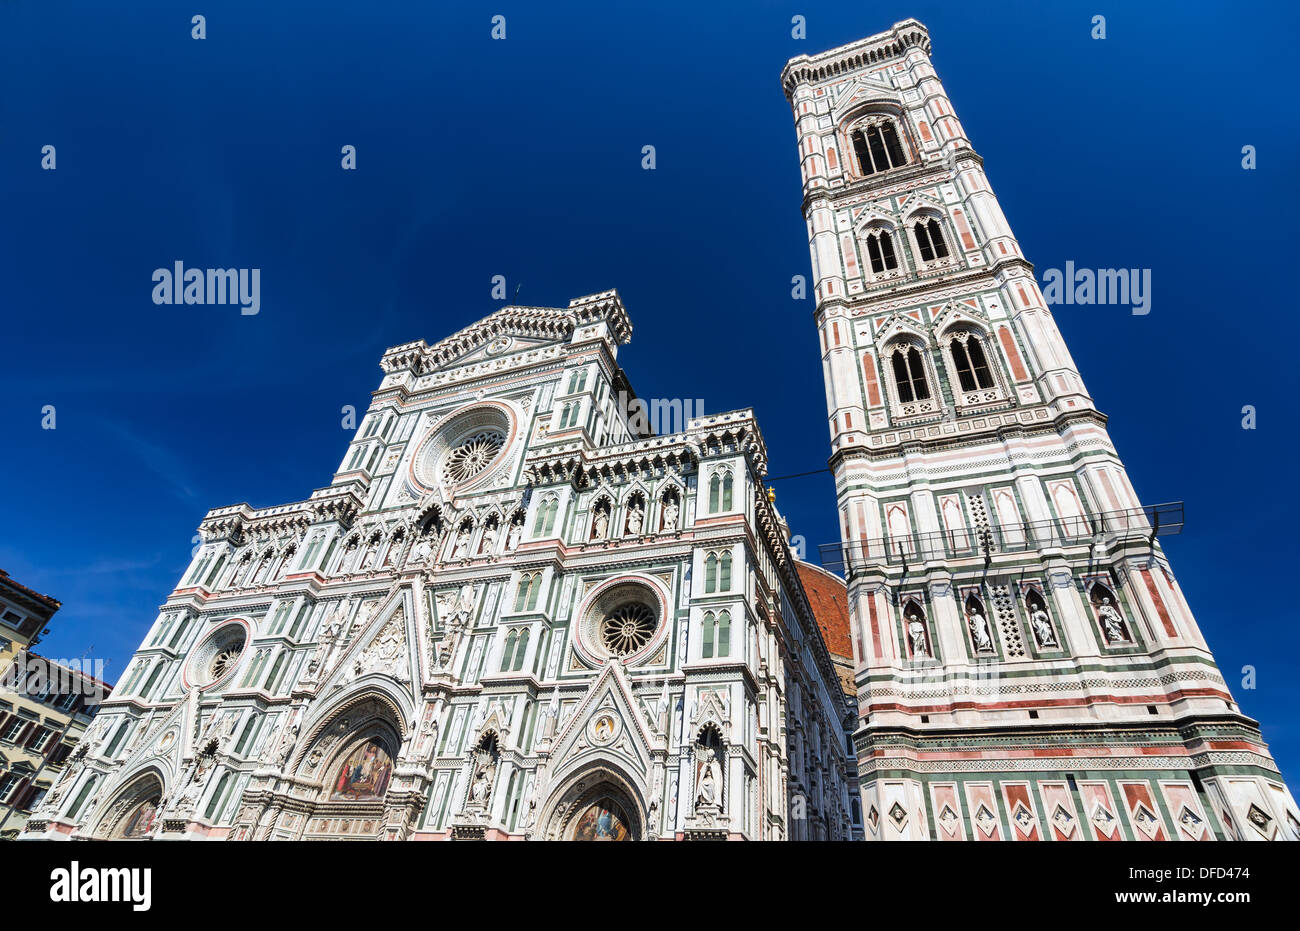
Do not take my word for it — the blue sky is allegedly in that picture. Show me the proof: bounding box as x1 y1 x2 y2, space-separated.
1 1 1296 783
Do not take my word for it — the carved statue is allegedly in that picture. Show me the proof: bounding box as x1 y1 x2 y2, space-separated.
1097 598 1128 643
359 545 376 571
907 616 929 657
592 509 610 541
409 538 432 566
1030 605 1056 646
453 527 471 559
662 499 679 531
480 523 498 554
696 749 722 807
506 520 523 551
626 502 645 536
967 609 993 653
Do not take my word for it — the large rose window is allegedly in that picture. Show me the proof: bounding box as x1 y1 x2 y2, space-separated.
599 602 658 656
442 430 505 484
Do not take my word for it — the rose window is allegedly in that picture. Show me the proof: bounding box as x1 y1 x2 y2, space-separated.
442 430 504 484
599 602 658 656
210 646 243 680
188 623 248 688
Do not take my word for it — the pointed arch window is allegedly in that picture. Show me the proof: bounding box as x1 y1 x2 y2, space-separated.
513 628 529 671
864 229 899 273
722 473 734 510
913 218 949 261
949 332 995 392
705 553 718 593
500 630 519 671
709 474 720 512
850 120 907 176
717 610 731 657
719 552 732 591
889 345 931 403
702 612 716 659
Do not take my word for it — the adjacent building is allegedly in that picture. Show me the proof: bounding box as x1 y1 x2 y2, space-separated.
0 572 107 838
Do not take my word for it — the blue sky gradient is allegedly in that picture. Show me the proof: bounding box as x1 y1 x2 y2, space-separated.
2 1 1296 782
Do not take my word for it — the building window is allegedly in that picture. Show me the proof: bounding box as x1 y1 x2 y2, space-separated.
890 346 931 403
702 612 716 659
850 120 907 176
913 218 949 261
717 610 731 657
705 553 718 593
864 230 899 273
949 333 994 391
0 772 22 802
709 472 734 513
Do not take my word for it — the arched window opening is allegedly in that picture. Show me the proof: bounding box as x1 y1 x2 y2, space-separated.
705 553 718 593
719 552 733 591
500 630 518 671
864 230 899 273
722 473 734 510
914 218 949 261
949 332 994 392
702 612 716 659
850 120 907 176
709 473 721 512
717 610 731 657
890 345 931 403
513 628 529 671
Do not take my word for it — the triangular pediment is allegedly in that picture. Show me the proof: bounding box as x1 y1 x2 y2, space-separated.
321 585 418 701
546 662 657 780
832 72 900 117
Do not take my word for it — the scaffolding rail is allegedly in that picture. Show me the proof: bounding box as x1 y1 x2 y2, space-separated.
818 502 1184 577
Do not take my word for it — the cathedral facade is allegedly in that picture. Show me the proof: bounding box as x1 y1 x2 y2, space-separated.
782 20 1298 840
20 290 856 841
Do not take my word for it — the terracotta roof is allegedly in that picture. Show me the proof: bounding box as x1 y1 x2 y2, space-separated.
0 568 61 611
795 560 852 660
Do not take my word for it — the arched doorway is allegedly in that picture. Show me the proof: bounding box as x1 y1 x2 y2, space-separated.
538 763 645 841
96 771 165 839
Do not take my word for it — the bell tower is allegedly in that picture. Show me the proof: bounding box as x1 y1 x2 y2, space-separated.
782 20 1298 841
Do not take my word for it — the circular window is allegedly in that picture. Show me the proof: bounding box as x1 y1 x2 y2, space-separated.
575 578 667 664
412 405 514 491
600 602 657 656
187 622 248 688
442 430 505 484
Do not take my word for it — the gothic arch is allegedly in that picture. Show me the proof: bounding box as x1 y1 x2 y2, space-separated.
293 687 411 778
535 757 647 841
91 767 167 839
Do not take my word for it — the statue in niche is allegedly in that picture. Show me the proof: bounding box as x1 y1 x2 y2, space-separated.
1096 597 1129 643
409 537 432 566
359 543 377 571
480 521 499 555
662 496 679 531
452 526 472 559
592 505 610 541
967 605 993 653
695 747 722 807
506 517 523 551
907 614 929 658
626 501 645 536
1029 602 1057 647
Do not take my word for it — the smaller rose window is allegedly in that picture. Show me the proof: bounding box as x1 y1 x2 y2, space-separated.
442 430 505 484
600 602 658 656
